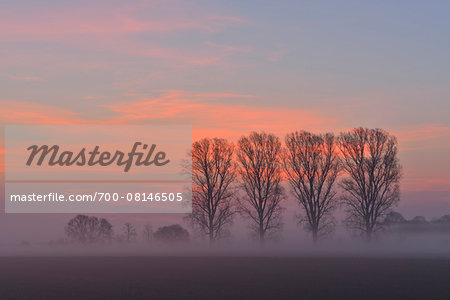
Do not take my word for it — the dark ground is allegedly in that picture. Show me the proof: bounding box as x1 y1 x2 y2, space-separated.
0 256 449 299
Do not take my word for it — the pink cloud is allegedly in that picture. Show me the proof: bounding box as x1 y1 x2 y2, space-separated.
0 96 448 195
393 124 450 155
0 100 87 124
402 177 450 192
0 2 254 73
0 2 250 41
395 124 450 143
105 90 337 140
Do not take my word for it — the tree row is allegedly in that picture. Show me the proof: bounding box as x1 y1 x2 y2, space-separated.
187 127 401 244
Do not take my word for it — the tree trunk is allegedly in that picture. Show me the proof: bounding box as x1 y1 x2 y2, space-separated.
366 227 373 241
312 228 318 244
208 218 215 246
208 230 214 246
259 221 265 246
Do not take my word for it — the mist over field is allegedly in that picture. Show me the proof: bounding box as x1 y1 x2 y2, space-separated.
1 210 449 299
1 0 450 298
1 207 449 259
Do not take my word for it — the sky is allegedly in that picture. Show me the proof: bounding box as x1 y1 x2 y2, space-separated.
0 0 449 242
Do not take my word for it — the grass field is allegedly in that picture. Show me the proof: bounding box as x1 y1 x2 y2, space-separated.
0 256 449 299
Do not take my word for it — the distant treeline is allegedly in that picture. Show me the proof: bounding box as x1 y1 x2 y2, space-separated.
384 212 450 233
63 214 189 245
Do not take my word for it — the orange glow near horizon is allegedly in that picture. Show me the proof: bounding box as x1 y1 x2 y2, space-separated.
0 97 449 195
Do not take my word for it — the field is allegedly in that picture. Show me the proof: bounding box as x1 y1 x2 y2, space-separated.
0 256 449 299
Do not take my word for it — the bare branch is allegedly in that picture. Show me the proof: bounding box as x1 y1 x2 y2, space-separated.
236 132 285 244
185 138 237 243
338 128 402 239
283 131 341 242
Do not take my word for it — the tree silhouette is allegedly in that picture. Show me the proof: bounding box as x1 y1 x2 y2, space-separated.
142 223 153 243
154 224 190 243
186 138 236 244
65 215 113 244
338 128 402 240
383 211 407 225
284 131 341 243
122 222 137 242
237 132 285 244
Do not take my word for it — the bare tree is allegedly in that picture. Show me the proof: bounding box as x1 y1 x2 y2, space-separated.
122 222 137 242
154 224 190 243
338 128 402 239
143 223 153 243
65 215 113 244
186 138 236 244
284 132 341 243
237 132 284 244
99 218 114 243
